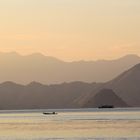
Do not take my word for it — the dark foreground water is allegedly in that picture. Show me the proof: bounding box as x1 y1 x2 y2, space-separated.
0 108 140 140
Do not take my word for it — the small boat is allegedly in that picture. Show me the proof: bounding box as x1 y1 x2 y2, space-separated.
43 112 57 115
98 105 114 109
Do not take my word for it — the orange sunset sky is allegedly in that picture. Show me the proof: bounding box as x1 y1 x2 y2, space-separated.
0 0 140 61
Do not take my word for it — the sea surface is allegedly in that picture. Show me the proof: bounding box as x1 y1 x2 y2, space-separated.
0 108 139 140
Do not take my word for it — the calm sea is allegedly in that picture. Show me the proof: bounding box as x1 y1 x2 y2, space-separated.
0 108 139 140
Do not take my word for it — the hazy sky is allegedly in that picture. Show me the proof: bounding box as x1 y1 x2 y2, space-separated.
0 0 140 61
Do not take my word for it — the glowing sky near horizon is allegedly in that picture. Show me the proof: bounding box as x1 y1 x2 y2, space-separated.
0 0 140 61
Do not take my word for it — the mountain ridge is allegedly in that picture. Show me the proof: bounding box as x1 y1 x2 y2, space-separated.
0 52 139 62
0 52 140 84
82 63 140 107
0 63 140 109
84 89 128 108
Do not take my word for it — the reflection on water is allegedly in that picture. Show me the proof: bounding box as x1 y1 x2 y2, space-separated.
0 108 139 140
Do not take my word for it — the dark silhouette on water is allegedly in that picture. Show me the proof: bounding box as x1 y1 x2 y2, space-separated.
43 112 57 115
98 105 114 109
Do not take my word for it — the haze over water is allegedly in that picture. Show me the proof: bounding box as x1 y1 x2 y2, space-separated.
0 108 140 140
0 0 140 139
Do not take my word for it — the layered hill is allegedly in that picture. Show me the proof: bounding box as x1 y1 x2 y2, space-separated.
0 52 140 84
0 62 140 109
83 63 140 107
107 63 140 106
84 89 128 108
0 81 96 109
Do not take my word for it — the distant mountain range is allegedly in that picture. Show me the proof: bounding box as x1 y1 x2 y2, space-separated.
0 62 140 109
0 52 140 84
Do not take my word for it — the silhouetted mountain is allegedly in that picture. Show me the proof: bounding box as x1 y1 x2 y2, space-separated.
83 63 140 107
0 81 96 109
0 52 139 84
0 62 140 109
106 63 140 106
84 89 128 108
